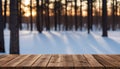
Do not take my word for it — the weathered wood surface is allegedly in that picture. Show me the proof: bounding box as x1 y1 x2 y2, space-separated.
0 55 120 69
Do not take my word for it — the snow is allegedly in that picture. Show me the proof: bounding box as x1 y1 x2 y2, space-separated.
1 29 120 54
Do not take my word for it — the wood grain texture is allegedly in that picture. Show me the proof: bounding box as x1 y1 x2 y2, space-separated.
0 55 18 66
0 55 120 69
16 55 40 67
3 55 30 67
84 55 103 67
0 55 7 59
32 55 51 67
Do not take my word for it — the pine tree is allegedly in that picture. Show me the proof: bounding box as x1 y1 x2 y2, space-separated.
18 0 22 30
30 0 33 31
80 0 83 31
65 0 68 31
102 0 108 37
0 0 5 52
36 0 42 33
3 0 7 29
74 0 78 31
87 0 91 33
87 0 93 34
112 0 115 31
54 0 57 31
57 0 62 31
10 0 20 54
45 0 50 31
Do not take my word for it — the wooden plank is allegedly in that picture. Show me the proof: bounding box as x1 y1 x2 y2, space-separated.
47 55 60 67
32 55 51 67
58 55 74 67
16 55 40 67
2 55 30 67
72 55 90 68
0 55 18 66
108 55 120 61
84 54 103 68
100 55 120 67
47 55 74 68
0 55 7 59
94 55 120 68
0 55 120 69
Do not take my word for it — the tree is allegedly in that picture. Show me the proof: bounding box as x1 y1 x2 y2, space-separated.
30 0 33 31
0 0 5 52
54 0 57 31
112 0 116 31
3 0 7 29
102 0 108 37
10 0 19 54
45 0 50 31
112 0 118 31
68 0 73 30
18 0 22 30
118 1 120 29
90 0 93 30
53 0 63 31
36 0 42 33
99 0 101 17
65 0 68 31
115 0 118 30
80 0 83 31
57 0 62 31
74 0 78 31
87 0 92 34
40 0 44 32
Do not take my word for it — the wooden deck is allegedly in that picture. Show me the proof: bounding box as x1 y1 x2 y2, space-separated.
0 55 120 69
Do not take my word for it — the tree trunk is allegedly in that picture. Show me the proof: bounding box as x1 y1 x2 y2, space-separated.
80 0 83 31
4 0 7 29
40 0 43 32
88 0 93 33
87 0 91 33
75 0 78 31
36 0 42 33
65 0 68 31
18 0 22 30
102 0 108 37
115 0 118 30
94 1 99 28
99 0 101 27
58 0 61 31
112 0 115 31
10 0 19 54
54 0 57 31
0 0 5 52
70 1 73 30
46 0 50 31
30 0 33 31
90 0 93 30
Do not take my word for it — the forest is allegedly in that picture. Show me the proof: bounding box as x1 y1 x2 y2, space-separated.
0 0 120 54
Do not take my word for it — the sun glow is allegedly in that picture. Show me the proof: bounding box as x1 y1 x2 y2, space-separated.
23 0 30 6
22 0 36 17
2 0 120 17
24 12 30 17
24 11 36 17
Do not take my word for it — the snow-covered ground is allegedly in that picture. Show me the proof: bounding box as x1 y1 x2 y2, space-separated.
2 29 120 54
